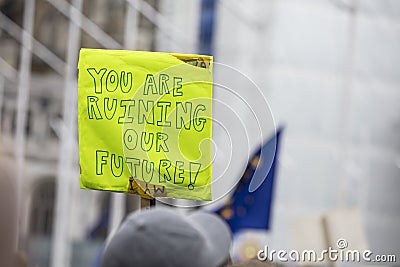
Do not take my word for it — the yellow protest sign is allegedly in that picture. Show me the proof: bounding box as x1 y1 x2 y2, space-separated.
78 49 213 200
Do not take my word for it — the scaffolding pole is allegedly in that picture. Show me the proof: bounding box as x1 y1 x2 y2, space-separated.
108 0 139 237
127 0 191 50
50 0 82 266
0 57 18 81
46 0 122 49
15 0 35 249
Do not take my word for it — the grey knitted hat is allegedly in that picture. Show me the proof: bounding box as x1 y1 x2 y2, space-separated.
101 207 232 267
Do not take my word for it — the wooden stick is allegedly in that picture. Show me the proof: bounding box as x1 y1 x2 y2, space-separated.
140 197 156 208
140 197 151 209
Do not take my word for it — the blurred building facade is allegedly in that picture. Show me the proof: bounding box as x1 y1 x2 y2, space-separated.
0 0 198 266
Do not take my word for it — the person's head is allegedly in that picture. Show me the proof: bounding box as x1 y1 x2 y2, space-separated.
101 207 232 267
0 156 17 267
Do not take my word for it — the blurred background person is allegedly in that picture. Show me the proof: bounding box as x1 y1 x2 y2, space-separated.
100 208 232 267
0 155 17 267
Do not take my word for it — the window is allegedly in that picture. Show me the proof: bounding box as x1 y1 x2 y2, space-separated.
30 179 55 236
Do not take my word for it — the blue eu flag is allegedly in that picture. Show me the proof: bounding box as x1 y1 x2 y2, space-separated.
216 128 282 234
